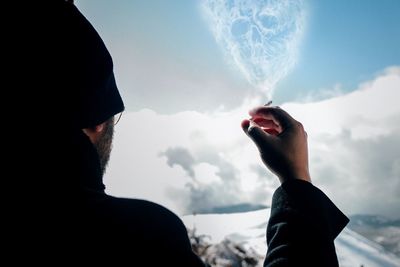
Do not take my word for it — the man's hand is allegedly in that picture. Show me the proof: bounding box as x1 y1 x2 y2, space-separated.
241 106 311 184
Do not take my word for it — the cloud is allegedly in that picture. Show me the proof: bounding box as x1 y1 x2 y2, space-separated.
105 66 400 218
311 129 400 218
161 147 196 178
284 67 400 218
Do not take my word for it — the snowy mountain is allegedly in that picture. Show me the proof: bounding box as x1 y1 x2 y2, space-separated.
182 209 400 267
194 203 269 214
348 215 400 257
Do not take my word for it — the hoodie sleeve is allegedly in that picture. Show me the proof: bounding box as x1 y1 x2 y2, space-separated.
264 179 349 267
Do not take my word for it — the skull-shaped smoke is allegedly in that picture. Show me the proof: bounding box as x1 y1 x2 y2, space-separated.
202 0 306 97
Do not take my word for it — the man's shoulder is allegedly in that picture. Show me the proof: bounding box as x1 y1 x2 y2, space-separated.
73 193 201 265
85 193 189 241
106 195 182 224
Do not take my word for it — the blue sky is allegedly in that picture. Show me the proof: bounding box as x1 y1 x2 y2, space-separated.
76 1 400 218
276 0 400 102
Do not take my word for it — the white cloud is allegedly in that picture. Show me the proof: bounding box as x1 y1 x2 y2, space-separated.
161 147 196 178
105 66 400 218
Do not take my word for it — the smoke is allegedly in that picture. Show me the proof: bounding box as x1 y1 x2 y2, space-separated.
202 0 306 96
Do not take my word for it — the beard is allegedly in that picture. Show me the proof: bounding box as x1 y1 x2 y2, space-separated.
93 119 114 176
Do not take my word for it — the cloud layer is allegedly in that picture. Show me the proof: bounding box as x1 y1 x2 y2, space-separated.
105 67 400 218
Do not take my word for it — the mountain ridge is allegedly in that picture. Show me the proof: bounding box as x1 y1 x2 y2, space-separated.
182 208 400 267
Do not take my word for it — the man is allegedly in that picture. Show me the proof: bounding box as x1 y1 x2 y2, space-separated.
13 0 348 265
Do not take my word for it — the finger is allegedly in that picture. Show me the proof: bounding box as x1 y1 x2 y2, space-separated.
249 106 296 129
250 113 280 127
241 119 250 133
252 117 279 128
253 117 282 133
246 120 276 151
250 106 295 127
242 119 281 136
264 128 280 136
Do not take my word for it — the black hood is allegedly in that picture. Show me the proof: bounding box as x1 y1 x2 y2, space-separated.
11 1 123 192
29 0 125 129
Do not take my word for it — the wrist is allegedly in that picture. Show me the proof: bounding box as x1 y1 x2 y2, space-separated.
278 170 311 184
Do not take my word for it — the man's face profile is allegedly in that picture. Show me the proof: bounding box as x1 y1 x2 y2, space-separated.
92 118 114 176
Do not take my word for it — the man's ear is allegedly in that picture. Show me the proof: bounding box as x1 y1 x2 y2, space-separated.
93 123 105 133
85 123 105 133
82 122 106 143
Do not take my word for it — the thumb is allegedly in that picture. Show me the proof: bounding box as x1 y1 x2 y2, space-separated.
242 120 275 151
248 119 262 133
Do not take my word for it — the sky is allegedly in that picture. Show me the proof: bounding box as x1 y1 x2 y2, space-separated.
76 0 400 218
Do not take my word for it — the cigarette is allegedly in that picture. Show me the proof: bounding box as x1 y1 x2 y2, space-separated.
264 100 273 106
